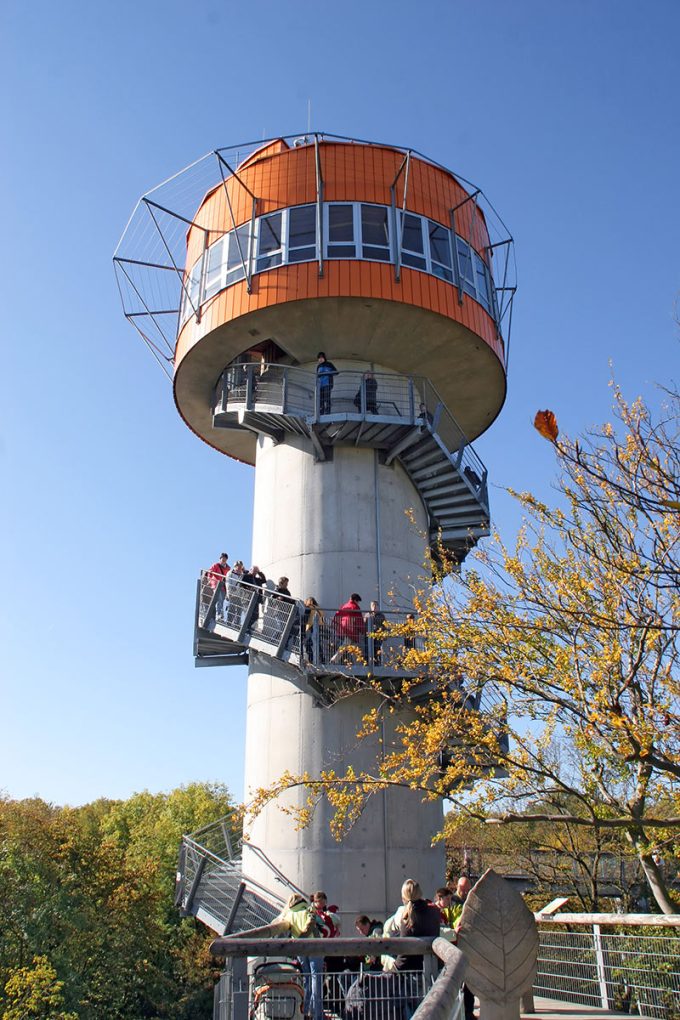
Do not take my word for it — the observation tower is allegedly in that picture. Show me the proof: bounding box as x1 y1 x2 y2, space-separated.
115 133 515 929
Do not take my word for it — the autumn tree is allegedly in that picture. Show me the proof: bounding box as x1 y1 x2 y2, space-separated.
2 955 77 1020
445 804 653 911
250 384 679 914
0 783 234 1019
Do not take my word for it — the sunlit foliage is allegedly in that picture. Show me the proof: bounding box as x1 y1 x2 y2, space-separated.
247 384 679 913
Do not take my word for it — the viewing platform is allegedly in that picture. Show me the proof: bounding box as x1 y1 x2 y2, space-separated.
195 572 435 698
212 362 490 565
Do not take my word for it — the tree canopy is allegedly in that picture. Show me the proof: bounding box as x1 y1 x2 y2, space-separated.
0 783 234 1020
249 384 680 914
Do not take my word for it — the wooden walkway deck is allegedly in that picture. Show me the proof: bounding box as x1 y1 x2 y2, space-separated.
525 997 645 1020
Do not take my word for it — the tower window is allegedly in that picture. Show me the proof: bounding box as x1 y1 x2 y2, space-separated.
327 204 356 258
400 213 426 271
257 212 283 271
361 205 391 261
428 221 453 283
288 205 317 263
179 201 497 330
227 224 251 282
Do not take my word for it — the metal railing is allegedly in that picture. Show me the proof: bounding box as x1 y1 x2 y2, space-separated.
176 817 308 935
212 363 488 508
199 574 427 672
213 965 440 1020
210 934 465 1020
535 918 680 1019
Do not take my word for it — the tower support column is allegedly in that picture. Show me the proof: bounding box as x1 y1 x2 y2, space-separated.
242 429 444 919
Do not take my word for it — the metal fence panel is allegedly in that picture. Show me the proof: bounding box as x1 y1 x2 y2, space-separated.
535 926 680 1019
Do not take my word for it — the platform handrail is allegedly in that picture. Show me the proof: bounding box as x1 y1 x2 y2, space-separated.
533 915 680 1018
212 362 488 509
412 937 467 1020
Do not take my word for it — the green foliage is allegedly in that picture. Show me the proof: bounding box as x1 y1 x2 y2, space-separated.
0 783 233 1020
3 955 77 1020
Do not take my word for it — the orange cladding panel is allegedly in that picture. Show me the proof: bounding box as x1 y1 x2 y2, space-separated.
183 141 492 271
175 260 502 370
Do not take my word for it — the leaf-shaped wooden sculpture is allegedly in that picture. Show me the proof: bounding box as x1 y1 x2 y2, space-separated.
455 869 539 1020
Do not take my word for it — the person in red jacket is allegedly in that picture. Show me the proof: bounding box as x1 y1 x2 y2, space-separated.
331 594 366 663
207 553 230 621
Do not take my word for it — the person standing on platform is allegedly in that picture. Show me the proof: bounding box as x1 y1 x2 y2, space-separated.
226 560 244 626
316 352 338 415
366 600 386 666
207 553 230 622
331 594 366 662
275 893 324 1020
434 887 457 928
312 891 343 1013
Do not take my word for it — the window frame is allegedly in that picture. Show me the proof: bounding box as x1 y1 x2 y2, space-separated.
324 202 357 259
360 203 392 262
178 202 497 328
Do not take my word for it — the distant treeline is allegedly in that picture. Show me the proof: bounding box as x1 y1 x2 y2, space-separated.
0 783 234 1019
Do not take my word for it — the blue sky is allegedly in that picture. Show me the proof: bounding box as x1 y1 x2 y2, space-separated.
1 0 678 808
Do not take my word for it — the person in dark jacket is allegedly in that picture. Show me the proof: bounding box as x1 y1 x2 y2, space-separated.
353 371 378 414
241 565 267 619
394 881 441 1020
317 352 338 415
394 882 440 972
366 600 386 665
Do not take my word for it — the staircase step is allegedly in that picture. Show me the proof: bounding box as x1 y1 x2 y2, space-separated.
418 477 466 496
437 524 490 541
426 490 480 510
409 462 456 484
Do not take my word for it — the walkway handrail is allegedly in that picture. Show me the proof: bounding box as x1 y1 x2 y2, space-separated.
536 912 680 927
210 933 438 959
412 938 467 1020
533 913 680 1017
198 572 429 668
212 362 488 506
179 820 302 901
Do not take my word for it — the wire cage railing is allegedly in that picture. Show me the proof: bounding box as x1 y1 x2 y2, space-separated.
113 132 516 381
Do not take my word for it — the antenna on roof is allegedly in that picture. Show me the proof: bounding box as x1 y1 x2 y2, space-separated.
307 99 311 134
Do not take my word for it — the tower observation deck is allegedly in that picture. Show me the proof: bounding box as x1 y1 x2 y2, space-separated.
115 133 516 926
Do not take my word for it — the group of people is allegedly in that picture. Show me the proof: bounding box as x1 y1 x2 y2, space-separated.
205 553 293 629
274 876 474 1020
205 555 416 665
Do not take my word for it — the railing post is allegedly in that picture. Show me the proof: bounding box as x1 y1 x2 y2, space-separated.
223 881 246 936
237 590 260 644
275 602 298 658
408 377 415 422
245 365 255 410
220 820 233 859
231 957 248 1020
455 442 465 471
312 615 320 666
281 367 288 414
183 853 206 915
593 924 610 1010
